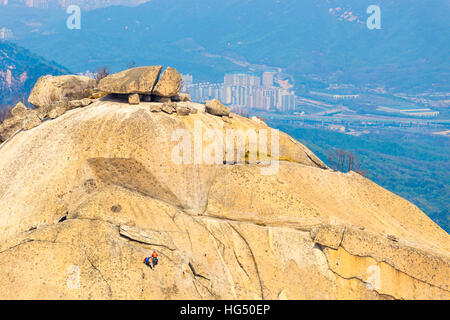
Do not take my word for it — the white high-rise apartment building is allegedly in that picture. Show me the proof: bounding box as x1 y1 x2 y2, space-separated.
224 73 260 87
262 72 276 88
185 71 297 113
181 74 193 86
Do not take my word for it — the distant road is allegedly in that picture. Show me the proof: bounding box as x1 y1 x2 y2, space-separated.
250 112 450 125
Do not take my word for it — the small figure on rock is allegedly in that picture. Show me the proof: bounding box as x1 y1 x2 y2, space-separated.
144 251 159 270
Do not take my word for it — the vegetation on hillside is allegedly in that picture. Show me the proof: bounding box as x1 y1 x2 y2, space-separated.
268 121 450 233
0 40 70 108
327 148 368 176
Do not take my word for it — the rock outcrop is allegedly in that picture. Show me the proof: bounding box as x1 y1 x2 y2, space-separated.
98 66 164 104
68 98 93 109
1 74 99 143
98 66 184 104
152 67 182 97
0 72 448 300
128 93 140 105
10 102 28 118
0 102 41 142
98 66 163 95
205 99 230 116
28 75 96 119
173 93 191 102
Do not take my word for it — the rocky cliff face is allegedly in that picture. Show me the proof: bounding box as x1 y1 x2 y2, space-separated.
0 81 448 299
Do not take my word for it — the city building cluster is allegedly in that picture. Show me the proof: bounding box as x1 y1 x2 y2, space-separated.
182 72 297 113
0 27 13 40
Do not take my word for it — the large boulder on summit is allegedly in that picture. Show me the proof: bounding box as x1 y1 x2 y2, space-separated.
205 99 230 116
97 66 182 104
152 67 182 97
28 75 96 119
98 66 163 95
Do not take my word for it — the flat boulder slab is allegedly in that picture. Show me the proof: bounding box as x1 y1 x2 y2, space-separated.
152 67 182 97
68 98 93 109
149 104 162 112
98 66 163 95
205 99 230 116
28 75 96 115
91 90 108 99
176 106 190 116
161 102 176 114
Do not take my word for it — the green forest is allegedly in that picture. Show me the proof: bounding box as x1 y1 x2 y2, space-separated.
268 121 450 233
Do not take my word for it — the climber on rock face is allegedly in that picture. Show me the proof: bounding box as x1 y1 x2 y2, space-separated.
151 251 158 267
144 251 158 269
144 256 152 269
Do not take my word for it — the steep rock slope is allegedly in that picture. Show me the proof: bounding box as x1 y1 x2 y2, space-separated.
0 99 448 299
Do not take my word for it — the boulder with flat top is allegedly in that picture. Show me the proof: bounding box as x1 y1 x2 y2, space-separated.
98 66 163 95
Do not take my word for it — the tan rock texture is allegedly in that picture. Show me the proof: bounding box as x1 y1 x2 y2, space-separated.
10 102 28 118
128 93 140 105
98 66 163 94
152 67 182 97
68 98 93 109
173 93 191 102
0 102 41 142
28 75 96 118
0 100 448 300
205 99 230 116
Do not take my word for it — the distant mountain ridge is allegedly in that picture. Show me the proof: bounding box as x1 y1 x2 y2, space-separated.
1 0 448 94
0 0 150 10
0 40 70 108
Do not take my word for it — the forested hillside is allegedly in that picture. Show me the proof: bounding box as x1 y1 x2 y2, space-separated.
0 40 69 108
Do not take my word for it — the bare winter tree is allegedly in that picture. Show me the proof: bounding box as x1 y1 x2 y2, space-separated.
327 148 368 177
95 66 110 83
352 156 368 177
327 150 335 170
347 151 355 172
338 149 346 172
